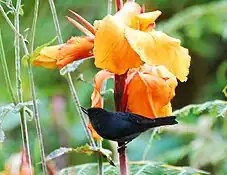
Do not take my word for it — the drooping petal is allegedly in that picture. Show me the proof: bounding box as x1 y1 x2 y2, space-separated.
32 45 60 69
94 15 142 75
125 29 191 82
91 70 114 108
126 67 175 118
88 122 102 141
90 70 114 141
135 11 162 31
56 36 94 69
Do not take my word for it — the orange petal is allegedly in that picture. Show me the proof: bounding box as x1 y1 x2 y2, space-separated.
32 55 57 69
32 45 61 69
114 2 141 28
56 36 94 69
126 69 174 118
125 29 191 82
135 11 162 31
142 65 178 98
94 15 142 75
91 70 114 108
88 122 102 141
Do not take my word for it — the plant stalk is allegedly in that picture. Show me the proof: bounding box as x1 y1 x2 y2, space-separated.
0 30 17 104
25 0 48 172
98 140 103 175
48 0 63 44
66 73 96 147
14 0 32 170
115 0 123 11
114 74 128 175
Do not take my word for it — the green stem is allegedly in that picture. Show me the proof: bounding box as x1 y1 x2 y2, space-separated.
97 141 103 175
24 0 48 170
66 73 96 147
0 30 17 104
14 0 32 170
142 128 158 160
108 0 112 15
48 0 63 44
47 0 96 148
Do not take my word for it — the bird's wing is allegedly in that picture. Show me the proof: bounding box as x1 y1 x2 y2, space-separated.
124 112 156 125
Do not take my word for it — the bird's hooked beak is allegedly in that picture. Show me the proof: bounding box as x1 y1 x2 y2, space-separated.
80 106 88 115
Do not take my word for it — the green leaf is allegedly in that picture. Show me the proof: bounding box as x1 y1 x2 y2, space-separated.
46 144 115 166
59 161 209 175
60 56 93 76
19 5 24 16
223 85 227 97
173 100 227 118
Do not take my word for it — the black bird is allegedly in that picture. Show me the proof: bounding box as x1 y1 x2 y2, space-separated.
81 107 178 144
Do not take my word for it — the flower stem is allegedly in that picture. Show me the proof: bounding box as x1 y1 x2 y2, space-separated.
14 0 32 170
114 73 128 175
47 0 96 148
26 0 48 172
115 0 123 11
118 143 128 175
0 30 17 104
97 141 103 175
108 0 112 15
48 0 63 44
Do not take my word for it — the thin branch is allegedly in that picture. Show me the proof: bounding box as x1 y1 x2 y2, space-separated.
0 30 17 104
66 73 96 147
14 0 32 171
48 0 63 44
26 0 48 173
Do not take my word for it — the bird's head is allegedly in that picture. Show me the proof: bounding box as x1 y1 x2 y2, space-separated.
81 106 108 120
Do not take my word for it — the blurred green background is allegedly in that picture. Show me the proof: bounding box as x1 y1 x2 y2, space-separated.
0 0 227 174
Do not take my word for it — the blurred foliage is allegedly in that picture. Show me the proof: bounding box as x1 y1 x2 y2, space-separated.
0 0 227 174
59 161 209 175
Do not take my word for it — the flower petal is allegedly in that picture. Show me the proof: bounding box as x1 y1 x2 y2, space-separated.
88 122 102 141
125 29 191 82
94 15 142 75
126 68 175 118
114 2 141 28
57 36 94 69
135 11 162 31
142 65 178 97
91 70 114 108
32 55 57 69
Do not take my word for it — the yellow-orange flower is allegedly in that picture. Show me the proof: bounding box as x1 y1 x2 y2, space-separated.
32 45 61 69
94 1 191 81
32 36 94 69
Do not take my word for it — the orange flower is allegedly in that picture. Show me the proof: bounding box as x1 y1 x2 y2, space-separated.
94 1 191 81
56 36 94 69
32 36 94 69
33 1 190 81
32 45 61 69
126 65 177 117
91 65 177 120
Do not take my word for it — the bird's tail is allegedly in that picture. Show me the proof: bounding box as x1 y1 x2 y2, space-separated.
148 116 178 128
